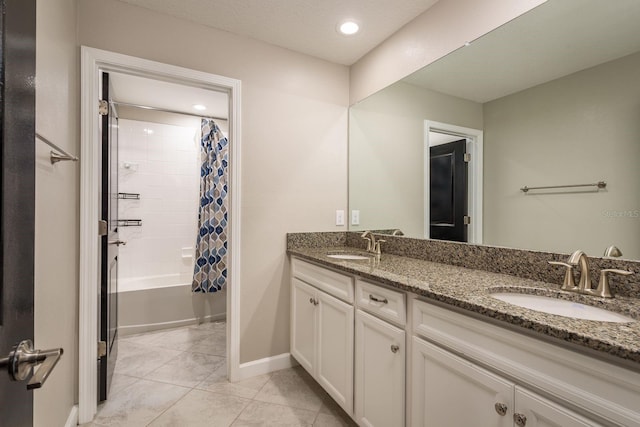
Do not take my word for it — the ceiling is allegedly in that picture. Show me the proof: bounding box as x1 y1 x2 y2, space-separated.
109 72 229 120
116 0 439 65
403 0 640 103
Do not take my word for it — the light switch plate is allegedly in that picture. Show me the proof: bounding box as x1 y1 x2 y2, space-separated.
351 210 360 225
336 210 345 226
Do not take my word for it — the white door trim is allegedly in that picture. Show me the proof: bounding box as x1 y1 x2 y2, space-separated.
423 120 483 244
79 47 242 423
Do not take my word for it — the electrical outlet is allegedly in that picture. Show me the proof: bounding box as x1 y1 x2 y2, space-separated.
351 210 360 225
336 210 345 226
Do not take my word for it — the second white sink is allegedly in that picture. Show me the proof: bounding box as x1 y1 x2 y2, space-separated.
491 293 634 323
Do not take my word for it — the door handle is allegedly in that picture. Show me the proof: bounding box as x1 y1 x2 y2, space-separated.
0 340 63 390
109 240 127 246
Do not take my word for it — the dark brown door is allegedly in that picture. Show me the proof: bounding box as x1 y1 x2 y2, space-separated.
99 72 119 402
430 139 468 242
0 0 36 425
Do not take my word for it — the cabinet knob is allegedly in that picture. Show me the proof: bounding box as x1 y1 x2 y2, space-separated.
390 345 400 353
494 402 507 416
309 297 314 305
314 299 319 306
514 413 527 426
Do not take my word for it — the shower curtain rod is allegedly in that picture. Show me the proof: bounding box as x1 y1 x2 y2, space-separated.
111 101 227 122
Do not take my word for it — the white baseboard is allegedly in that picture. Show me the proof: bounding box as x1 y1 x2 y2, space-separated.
119 313 226 337
65 405 79 427
236 353 298 381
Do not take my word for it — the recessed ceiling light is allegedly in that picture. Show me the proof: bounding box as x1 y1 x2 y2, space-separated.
338 21 359 36
193 104 207 111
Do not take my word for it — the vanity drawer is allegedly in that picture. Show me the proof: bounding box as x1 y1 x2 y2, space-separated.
356 279 406 326
292 258 354 303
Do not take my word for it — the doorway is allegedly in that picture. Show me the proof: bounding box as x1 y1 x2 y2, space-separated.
79 47 242 424
424 120 483 244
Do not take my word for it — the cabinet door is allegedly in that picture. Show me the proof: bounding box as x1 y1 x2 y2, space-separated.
291 278 317 374
514 386 603 427
316 290 354 414
411 337 513 427
355 309 405 427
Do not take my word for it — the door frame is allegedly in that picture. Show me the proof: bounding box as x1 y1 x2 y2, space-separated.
423 120 483 244
79 47 242 423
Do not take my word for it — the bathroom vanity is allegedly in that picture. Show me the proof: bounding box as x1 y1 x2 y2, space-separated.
288 235 640 427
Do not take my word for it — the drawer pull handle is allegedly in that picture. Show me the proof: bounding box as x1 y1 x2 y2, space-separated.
494 403 507 416
390 345 400 353
514 413 527 426
369 294 388 304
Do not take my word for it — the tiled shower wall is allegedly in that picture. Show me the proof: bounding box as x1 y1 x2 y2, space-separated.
118 119 200 291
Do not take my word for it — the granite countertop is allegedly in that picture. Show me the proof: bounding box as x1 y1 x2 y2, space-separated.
288 246 640 367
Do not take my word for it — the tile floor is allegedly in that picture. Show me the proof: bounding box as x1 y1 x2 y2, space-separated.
83 321 356 427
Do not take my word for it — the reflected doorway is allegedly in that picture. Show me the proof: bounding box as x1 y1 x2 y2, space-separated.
424 121 483 244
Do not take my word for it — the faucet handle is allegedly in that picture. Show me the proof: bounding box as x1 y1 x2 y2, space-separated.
548 261 578 291
595 269 633 298
373 239 386 255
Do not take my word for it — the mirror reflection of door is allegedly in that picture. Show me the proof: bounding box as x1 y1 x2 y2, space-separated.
429 138 468 242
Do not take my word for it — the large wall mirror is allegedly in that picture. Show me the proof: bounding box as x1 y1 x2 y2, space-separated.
349 0 640 260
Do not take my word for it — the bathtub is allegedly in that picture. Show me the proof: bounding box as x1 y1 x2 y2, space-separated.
118 274 226 336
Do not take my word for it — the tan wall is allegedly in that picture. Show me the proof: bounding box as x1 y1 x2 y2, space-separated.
34 0 79 425
349 0 546 104
349 81 482 237
78 0 350 363
483 52 640 258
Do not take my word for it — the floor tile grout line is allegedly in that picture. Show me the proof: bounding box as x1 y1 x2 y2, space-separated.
226 396 253 427
143 383 197 427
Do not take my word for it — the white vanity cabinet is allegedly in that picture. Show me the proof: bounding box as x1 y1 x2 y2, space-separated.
290 255 640 427
290 259 354 414
411 337 597 427
411 299 640 427
355 309 405 427
411 336 513 426
354 279 406 427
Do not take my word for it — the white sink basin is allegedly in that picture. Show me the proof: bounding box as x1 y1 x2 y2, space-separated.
327 253 372 260
491 293 634 323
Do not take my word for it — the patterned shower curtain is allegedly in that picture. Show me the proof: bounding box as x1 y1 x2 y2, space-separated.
192 119 229 293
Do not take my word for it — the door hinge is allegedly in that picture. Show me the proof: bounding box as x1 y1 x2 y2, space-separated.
98 341 107 358
463 215 471 225
98 220 108 236
98 100 109 116
464 153 471 162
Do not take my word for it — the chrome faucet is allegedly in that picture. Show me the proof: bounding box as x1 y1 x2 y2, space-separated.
568 250 593 293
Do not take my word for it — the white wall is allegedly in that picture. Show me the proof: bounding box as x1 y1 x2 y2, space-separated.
117 119 200 291
349 0 546 104
483 51 640 258
78 0 350 363
34 0 79 425
349 81 482 237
